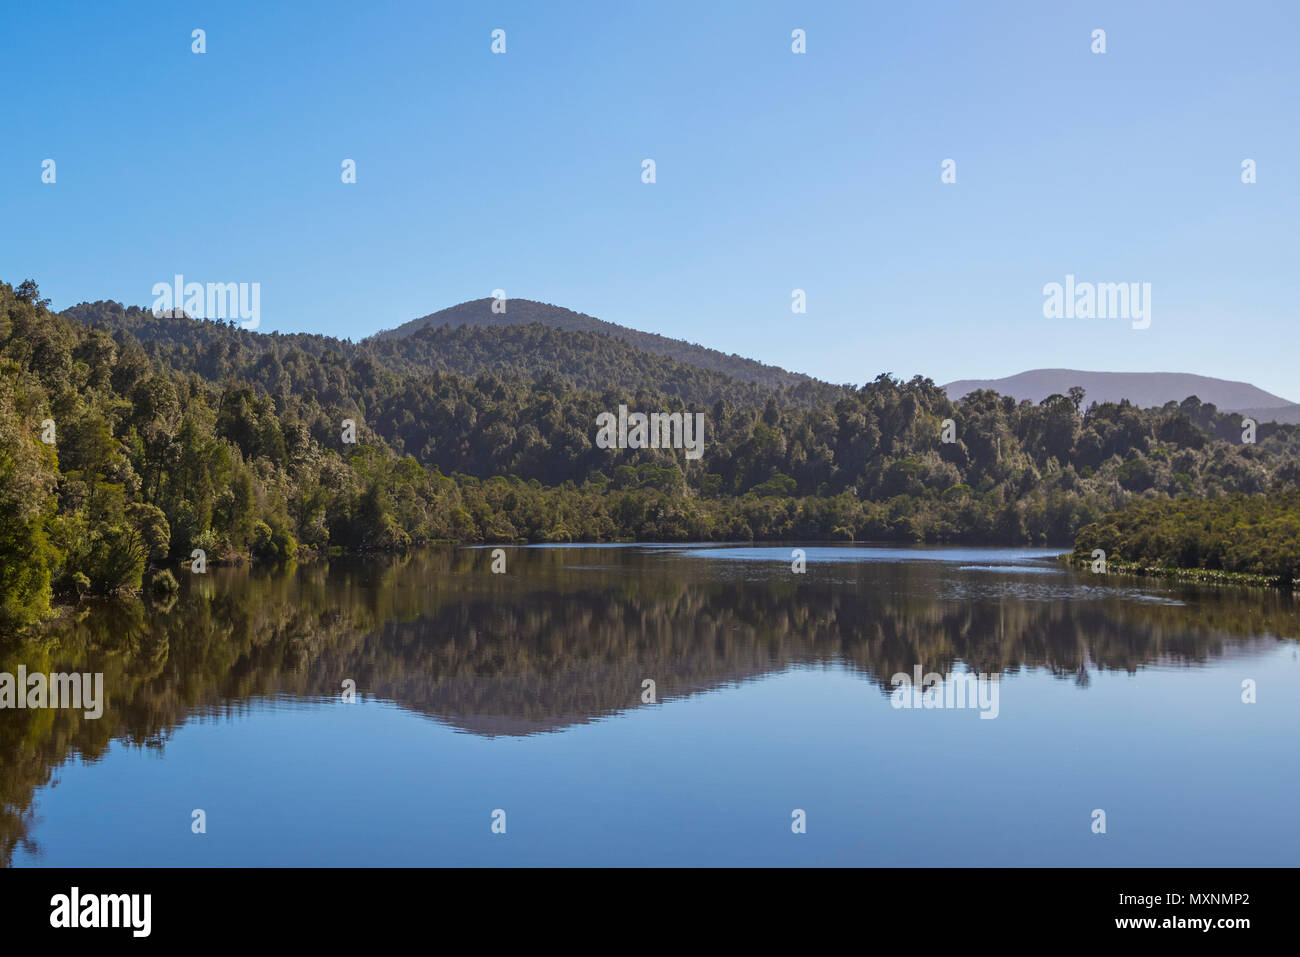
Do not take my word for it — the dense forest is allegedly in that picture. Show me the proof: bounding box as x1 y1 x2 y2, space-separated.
375 297 831 394
1073 490 1300 583
65 297 836 410
5 278 1300 625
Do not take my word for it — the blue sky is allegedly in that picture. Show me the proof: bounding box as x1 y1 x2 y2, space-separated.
4 1 1297 398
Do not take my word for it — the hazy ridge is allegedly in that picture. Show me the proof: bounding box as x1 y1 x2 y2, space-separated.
944 369 1300 423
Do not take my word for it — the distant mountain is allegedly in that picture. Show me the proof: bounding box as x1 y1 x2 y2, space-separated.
374 298 825 393
943 369 1300 422
1235 406 1300 425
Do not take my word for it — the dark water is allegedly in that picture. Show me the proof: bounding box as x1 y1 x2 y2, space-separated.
2 544 1297 866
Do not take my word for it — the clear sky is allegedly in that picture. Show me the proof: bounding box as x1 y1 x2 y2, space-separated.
4 1 1297 398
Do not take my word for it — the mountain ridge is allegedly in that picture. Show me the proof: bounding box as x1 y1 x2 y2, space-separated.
61 296 1300 422
373 298 824 392
943 368 1300 422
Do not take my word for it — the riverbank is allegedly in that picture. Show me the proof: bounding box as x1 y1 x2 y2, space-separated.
1062 554 1292 590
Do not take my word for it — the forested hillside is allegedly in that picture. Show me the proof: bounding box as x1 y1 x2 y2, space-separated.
375 297 829 393
63 299 841 409
364 322 843 408
4 279 1299 626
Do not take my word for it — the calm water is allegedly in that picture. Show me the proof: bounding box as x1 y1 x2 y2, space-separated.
2 544 1297 867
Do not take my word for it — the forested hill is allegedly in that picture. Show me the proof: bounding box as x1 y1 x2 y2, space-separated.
6 278 1300 628
374 297 827 393
364 322 845 408
61 298 839 409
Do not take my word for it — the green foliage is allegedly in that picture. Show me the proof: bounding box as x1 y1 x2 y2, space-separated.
149 567 180 594
372 297 836 399
3 279 1300 624
81 523 147 595
1074 490 1300 582
127 502 171 562
0 377 58 625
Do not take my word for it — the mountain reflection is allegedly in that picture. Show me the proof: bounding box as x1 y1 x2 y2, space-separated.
2 545 1297 864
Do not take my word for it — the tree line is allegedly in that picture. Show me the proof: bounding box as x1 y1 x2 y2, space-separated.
1073 489 1300 583
4 279 1299 624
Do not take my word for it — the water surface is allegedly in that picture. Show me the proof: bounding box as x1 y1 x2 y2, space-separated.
2 544 1296 866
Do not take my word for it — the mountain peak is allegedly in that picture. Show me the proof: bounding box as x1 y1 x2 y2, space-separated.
373 298 819 392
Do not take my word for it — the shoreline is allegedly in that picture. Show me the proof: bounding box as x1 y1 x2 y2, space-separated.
1062 555 1293 591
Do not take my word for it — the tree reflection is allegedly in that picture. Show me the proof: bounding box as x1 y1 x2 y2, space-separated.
2 547 1297 864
